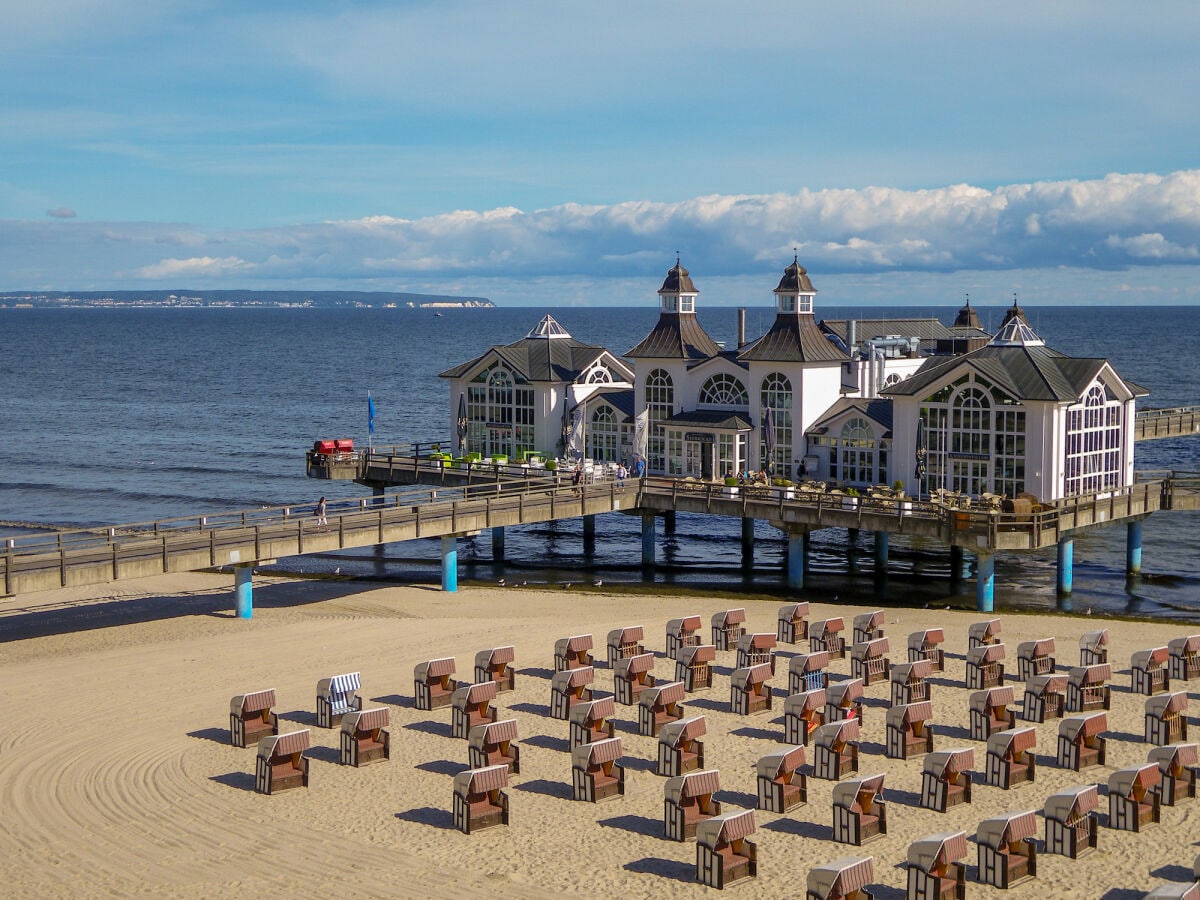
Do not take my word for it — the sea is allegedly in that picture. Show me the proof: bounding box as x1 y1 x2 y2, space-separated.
2 304 1198 620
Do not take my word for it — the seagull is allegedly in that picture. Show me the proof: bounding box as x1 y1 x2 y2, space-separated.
334 567 341 575
593 579 603 587
498 578 506 587
563 582 572 589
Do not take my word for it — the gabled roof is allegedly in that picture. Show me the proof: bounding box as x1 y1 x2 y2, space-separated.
821 318 957 343
664 409 754 431
807 397 895 438
439 315 609 382
586 387 635 422
626 313 723 360
738 315 847 363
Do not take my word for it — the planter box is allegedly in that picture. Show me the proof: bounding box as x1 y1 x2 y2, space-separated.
724 487 739 498
841 497 859 511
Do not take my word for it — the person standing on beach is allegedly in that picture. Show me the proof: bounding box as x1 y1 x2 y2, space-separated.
315 496 328 527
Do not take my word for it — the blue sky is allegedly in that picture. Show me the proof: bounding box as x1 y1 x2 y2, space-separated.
3 1 1200 305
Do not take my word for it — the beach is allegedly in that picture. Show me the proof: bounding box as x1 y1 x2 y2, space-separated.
1 573 1198 898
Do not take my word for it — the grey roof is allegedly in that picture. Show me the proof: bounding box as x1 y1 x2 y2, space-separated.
821 318 957 343
807 397 895 438
658 260 698 295
664 409 753 431
774 257 816 294
626 312 723 360
738 314 847 363
588 387 635 422
439 316 609 382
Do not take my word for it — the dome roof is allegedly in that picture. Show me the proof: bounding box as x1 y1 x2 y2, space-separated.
1000 295 1026 328
953 295 981 330
774 255 816 294
658 258 698 295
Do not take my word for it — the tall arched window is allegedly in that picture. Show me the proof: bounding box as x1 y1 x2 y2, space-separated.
949 386 990 495
645 369 674 472
760 373 792 475
1065 382 1122 496
466 363 534 458
698 373 749 407
838 417 882 485
919 372 1024 498
589 405 619 462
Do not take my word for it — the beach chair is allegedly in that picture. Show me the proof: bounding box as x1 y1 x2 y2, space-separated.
468 718 520 774
712 608 747 651
1022 674 1067 723
554 634 594 671
790 650 831 694
254 729 311 795
1079 629 1109 666
1108 763 1162 832
853 610 885 645
451 680 498 739
339 707 390 767
906 831 967 900
413 658 457 711
806 856 875 900
736 632 777 672
639 680 686 736
756 745 807 813
1132 646 1171 696
1149 743 1199 805
920 748 974 812
1146 884 1200 900
1169 635 1200 683
473 645 516 693
886 701 934 760
986 727 1037 789
730 663 774 716
1043 784 1098 858
550 666 594 719
676 644 716 691
1146 692 1190 745
606 625 645 668
907 629 946 672
891 659 932 706
664 769 722 841
814 719 860 781
826 678 865 725
965 643 1005 690
316 672 362 728
695 809 757 890
666 615 703 659
614 652 656 705
1057 712 1107 772
658 715 706 777
1016 638 1056 681
833 774 887 846
851 638 890 687
975 810 1038 889
1066 663 1112 712
569 696 616 749
229 688 278 748
778 601 810 644
571 737 625 802
969 686 1016 741
811 617 848 659
784 689 826 745
452 764 510 834
967 618 1001 649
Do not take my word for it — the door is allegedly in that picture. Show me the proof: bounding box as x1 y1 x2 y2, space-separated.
684 441 703 478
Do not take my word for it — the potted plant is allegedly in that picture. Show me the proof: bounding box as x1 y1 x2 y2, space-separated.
842 487 860 510
545 458 558 471
892 480 912 514
723 475 740 497
773 477 795 500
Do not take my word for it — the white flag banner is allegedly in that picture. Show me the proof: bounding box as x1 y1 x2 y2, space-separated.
633 408 649 460
568 405 586 458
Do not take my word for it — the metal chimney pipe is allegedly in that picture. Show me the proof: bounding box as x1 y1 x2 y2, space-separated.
848 319 857 351
737 308 746 348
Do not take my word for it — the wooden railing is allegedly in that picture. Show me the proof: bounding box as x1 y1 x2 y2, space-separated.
1134 406 1200 441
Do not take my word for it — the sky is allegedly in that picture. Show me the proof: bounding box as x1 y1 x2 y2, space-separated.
3 1 1200 306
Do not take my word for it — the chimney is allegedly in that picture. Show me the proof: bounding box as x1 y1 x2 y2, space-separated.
847 319 857 352
737 308 746 348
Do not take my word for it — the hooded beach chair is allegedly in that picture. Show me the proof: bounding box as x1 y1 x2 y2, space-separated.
1067 663 1112 712
1023 673 1068 723
666 615 702 659
832 774 888 845
711 608 747 651
890 659 932 706
967 617 1001 649
695 809 757 889
811 617 848 659
806 855 875 900
756 745 807 813
255 729 311 795
316 672 362 727
550 665 594 719
986 727 1037 789
569 696 616 749
851 638 890 687
676 643 716 691
413 658 456 711
1132 646 1171 696
571 736 625 802
1057 712 1107 771
473 645 516 693
965 643 1005 690
730 663 773 715
784 688 826 745
907 628 945 672
1016 638 1056 681
229 688 278 748
658 715 706 777
1146 692 1190 745
664 769 722 841
778 601 810 644
468 718 520 774
1079 628 1109 666
826 678 865 725
452 764 509 834
790 650 831 694
451 680 498 739
969 686 1016 741
886 701 934 760
1149 742 1199 805
814 718 860 781
1169 634 1200 683
614 652 656 705
1043 784 1098 858
853 610 885 645
906 831 967 900
639 680 687 736
736 632 777 672
1108 763 1162 831
338 707 390 767
606 625 645 668
975 810 1038 889
554 634 594 671
1146 884 1200 900
920 748 974 812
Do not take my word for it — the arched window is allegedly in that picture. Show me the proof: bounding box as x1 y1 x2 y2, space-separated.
838 417 882 486
760 373 792 474
586 366 612 384
645 369 674 472
698 373 748 407
466 363 534 458
1065 382 1123 496
589 405 619 462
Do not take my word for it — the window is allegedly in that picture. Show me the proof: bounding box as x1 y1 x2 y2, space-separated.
760 373 793 474
1065 382 1123 496
646 369 674 473
467 363 534 458
838 417 881 486
679 296 694 313
699 373 749 407
589 405 620 462
585 366 612 384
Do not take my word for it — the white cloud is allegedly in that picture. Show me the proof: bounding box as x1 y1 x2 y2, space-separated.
46 207 76 218
132 256 253 279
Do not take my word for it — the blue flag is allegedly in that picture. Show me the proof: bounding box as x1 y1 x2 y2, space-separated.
368 391 377 435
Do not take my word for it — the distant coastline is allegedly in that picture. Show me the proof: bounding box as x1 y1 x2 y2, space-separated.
0 289 494 310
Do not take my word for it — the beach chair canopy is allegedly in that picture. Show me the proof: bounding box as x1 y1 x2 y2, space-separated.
1044 784 1098 822
829 678 864 704
696 808 756 848
343 707 389 733
923 748 975 778
646 681 686 707
739 632 777 652
476 646 515 667
908 628 945 650
970 686 1014 712
833 774 885 808
557 634 593 653
967 643 1006 665
454 763 509 796
792 651 830 675
668 615 702 635
786 688 826 715
988 727 1037 757
779 602 809 621
1060 712 1107 742
1108 763 1161 797
852 637 890 658
416 658 456 679
1169 634 1200 655
1145 884 1200 900
1148 742 1199 773
892 659 932 683
1147 692 1190 717
608 625 644 645
259 729 310 759
455 681 498 706
812 617 845 635
887 701 932 728
969 619 1002 642
231 688 275 715
732 663 773 689
555 666 595 690
1070 663 1112 686
680 644 717 665
976 810 1038 849
907 831 969 873
854 610 885 630
573 736 622 768
815 718 860 747
713 608 746 627
1079 629 1109 651
616 653 655 677
757 745 806 780
1133 647 1170 668
661 715 707 745
807 856 875 896
665 769 721 804
1028 673 1069 695
1019 638 1055 658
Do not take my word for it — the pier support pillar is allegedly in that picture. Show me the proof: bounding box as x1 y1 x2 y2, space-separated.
949 545 964 585
787 530 806 591
372 485 385 507
491 526 505 563
975 552 995 612
234 565 254 619
741 517 755 571
441 535 458 592
583 514 596 557
873 531 889 577
641 514 656 570
664 511 676 534
1057 535 1074 599
1127 520 1143 576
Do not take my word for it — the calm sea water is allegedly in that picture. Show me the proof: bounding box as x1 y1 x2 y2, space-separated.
2 304 1198 618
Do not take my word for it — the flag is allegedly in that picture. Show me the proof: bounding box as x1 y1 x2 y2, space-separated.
633 408 649 461
568 404 586 458
763 406 776 475
368 391 377 436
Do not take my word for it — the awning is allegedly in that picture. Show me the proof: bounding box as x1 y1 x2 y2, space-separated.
1044 784 1098 823
1070 663 1112 686
261 729 311 759
888 701 933 726
741 632 777 651
923 748 975 778
608 625 644 645
1019 638 1056 658
976 810 1038 848
347 707 390 732
668 615 702 634
989 727 1037 757
779 602 810 622
650 681 687 706
970 686 1014 712
969 618 1002 640
909 628 945 647
1149 742 1199 773
907 831 969 873
854 610 885 630
1079 629 1109 651
814 719 860 747
757 745 807 780
807 856 874 896
476 645 515 666
892 660 932 682
1147 692 1190 717
416 657 456 678
812 617 845 635
1133 646 1170 668
1108 763 1161 797
968 643 1006 665
456 763 509 795
830 678 864 704
733 663 773 688
1060 712 1107 741
661 716 707 746
697 808 756 847
787 689 826 714
853 637 890 658
794 651 830 674
1028 674 1069 695
713 608 747 626
681 644 716 664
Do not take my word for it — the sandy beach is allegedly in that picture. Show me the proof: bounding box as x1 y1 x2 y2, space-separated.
1 573 1198 898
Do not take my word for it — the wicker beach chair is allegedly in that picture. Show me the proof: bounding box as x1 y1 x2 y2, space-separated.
572 737 625 802
550 666 594 720
1169 635 1200 683
969 686 1016 741
568 696 616 749
468 718 520 774
965 643 1005 690
730 663 774 716
906 831 967 900
1023 673 1068 723
606 625 645 668
712 608 747 651
806 856 875 900
986 727 1037 789
756 745 807 813
316 672 362 727
614 652 656 705
452 764 510 834
1132 646 1171 696
554 634 594 671
664 769 722 841
657 715 706 777
1079 629 1109 666
886 701 934 760
778 601 810 644
1066 663 1112 712
228 688 278 748
1043 784 1098 858
1145 883 1200 900
666 615 702 659
473 645 516 693
1146 692 1191 746
967 618 1001 649
676 643 716 691
975 810 1038 889
413 658 456 711
907 628 945 672
851 610 884 644
890 659 932 706
920 748 974 812
826 678 865 725
814 719 861 781
789 650 830 694
832 774 888 845
451 680 498 739
337 707 390 767
639 680 686 736
695 809 757 889
1108 763 1162 832
811 617 848 659
784 688 826 745
255 729 310 795
1057 712 1107 772
851 638 890 687
736 632 777 672
1149 742 1199 805
1017 638 1056 681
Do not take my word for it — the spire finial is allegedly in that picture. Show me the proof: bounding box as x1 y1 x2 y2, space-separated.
675 250 680 267
793 247 799 264
964 292 971 307
1012 292 1019 308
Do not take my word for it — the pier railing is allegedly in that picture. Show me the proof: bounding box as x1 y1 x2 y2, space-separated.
1134 405 1200 441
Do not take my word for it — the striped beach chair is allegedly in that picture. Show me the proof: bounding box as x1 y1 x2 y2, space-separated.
468 718 520 774
810 617 847 659
666 615 702 659
658 715 706 777
756 745 807 813
255 729 310 795
229 688 278 748
1067 663 1112 712
789 650 830 694
920 748 974 813
569 696 616 749
826 678 865 726
554 634 594 671
967 618 1001 649
1023 673 1068 723
1169 635 1200 683
1132 646 1171 696
784 688 825 745
851 638 890 686
1108 763 1161 832
1146 692 1190 745
986 727 1037 789
452 764 509 834
907 628 945 671
572 737 625 802
639 680 686 736
806 855 875 900
1017 638 1056 681
730 663 773 715
664 769 722 841
736 632 777 672
696 809 757 889
885 701 934 760
712 608 746 651
413 658 457 711
1043 784 1098 858
1057 713 1107 772
474 645 515 693
1079 628 1109 666
316 672 362 727
832 774 887 846
550 666 594 720
813 719 860 781
451 680 498 739
976 810 1038 889
1149 742 1199 805
339 707 390 767
890 659 931 707
614 652 656 705
676 644 716 691
852 610 885 645
965 643 1005 690
777 601 810 644
969 686 1016 741
906 831 967 900
607 625 645 668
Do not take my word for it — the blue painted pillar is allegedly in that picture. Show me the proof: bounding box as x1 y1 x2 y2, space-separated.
583 514 596 556
741 517 755 571
975 552 995 612
873 531 889 577
1057 535 1074 598
235 566 253 619
1127 520 1143 576
441 535 458 592
491 526 505 562
641 514 656 569
787 530 805 590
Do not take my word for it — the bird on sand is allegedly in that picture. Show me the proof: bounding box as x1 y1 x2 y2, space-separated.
593 579 603 587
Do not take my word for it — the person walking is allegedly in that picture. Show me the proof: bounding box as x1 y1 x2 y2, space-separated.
314 496 328 527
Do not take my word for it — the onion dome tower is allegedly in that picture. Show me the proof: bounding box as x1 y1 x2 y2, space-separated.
953 294 982 330
626 257 722 360
737 256 845 363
